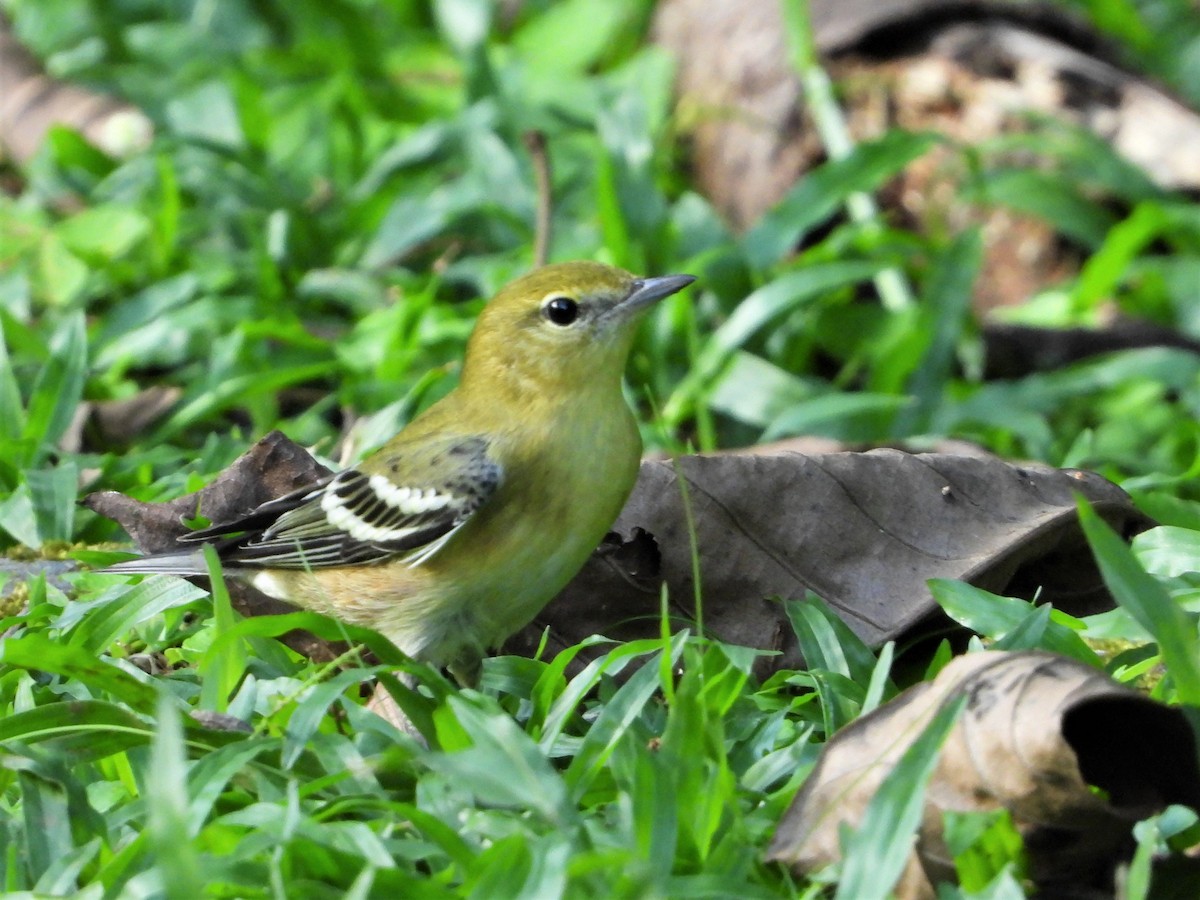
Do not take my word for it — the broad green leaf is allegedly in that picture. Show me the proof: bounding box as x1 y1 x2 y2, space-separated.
202 609 426 671
665 262 881 422
744 131 937 269
24 312 87 463
538 636 669 752
464 834 532 896
1 635 160 713
36 235 88 306
1077 499 1200 703
763 392 911 441
0 702 152 763
708 352 812 429
33 837 101 896
970 169 1115 248
426 695 570 824
1072 202 1168 310
55 206 149 261
0 317 25 442
892 229 982 434
513 0 641 75
165 81 244 148
929 580 1100 665
360 183 483 270
25 463 78 544
183 739 273 834
281 668 378 769
564 632 687 795
153 362 333 441
784 595 878 684
527 634 612 740
808 669 866 736
198 547 245 713
1134 526 1200 578
17 769 73 884
432 0 492 56
67 575 208 653
0 484 41 547
741 724 815 793
861 642 895 716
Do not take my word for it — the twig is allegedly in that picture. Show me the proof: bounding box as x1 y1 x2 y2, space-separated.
523 129 552 267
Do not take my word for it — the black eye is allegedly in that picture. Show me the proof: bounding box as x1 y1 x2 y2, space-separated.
544 296 579 326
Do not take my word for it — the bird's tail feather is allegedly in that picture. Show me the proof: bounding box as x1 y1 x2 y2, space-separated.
101 551 212 577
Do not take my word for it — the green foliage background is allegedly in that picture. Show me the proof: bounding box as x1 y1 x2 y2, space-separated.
1 0 1200 896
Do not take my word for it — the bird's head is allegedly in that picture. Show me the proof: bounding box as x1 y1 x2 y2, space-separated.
461 261 695 397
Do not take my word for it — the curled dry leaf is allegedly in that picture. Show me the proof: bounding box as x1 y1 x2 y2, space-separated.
90 387 184 446
511 449 1150 675
767 650 1200 898
84 430 331 553
84 431 341 662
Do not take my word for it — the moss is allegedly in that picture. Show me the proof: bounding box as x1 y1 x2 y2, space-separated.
0 580 28 617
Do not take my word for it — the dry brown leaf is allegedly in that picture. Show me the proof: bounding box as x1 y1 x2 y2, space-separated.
510 449 1150 674
91 387 184 445
0 14 152 163
59 387 183 454
84 430 331 553
84 431 341 661
768 650 1200 898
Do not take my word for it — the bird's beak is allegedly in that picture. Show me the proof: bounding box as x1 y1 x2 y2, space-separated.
615 273 696 317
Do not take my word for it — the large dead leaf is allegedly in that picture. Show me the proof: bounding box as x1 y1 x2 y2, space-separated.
767 650 1200 897
508 449 1150 672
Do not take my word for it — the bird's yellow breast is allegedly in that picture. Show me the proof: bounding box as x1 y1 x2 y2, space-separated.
426 385 642 648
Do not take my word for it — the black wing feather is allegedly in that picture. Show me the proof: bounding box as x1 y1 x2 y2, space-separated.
177 437 501 570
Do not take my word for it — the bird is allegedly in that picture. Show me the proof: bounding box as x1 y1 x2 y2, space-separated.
104 261 695 686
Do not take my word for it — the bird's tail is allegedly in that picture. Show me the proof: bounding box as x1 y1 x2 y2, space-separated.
100 550 211 577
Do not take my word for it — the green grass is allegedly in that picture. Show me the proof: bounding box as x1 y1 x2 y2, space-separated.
3 0 1200 895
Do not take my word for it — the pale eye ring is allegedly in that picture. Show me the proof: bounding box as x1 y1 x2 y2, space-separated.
543 295 579 326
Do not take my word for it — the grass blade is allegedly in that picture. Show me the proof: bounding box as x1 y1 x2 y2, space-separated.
147 694 203 900
1076 498 1200 703
835 694 966 900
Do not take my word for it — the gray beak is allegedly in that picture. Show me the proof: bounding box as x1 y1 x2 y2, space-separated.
618 273 696 316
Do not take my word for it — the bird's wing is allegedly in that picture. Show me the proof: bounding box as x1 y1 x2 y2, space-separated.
182 434 502 569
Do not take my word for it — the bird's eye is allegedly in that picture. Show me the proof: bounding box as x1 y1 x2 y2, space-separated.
543 296 579 326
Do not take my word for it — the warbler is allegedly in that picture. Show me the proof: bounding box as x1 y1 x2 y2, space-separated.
106 261 694 685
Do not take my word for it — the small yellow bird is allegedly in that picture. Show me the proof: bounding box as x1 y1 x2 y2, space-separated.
107 261 694 685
